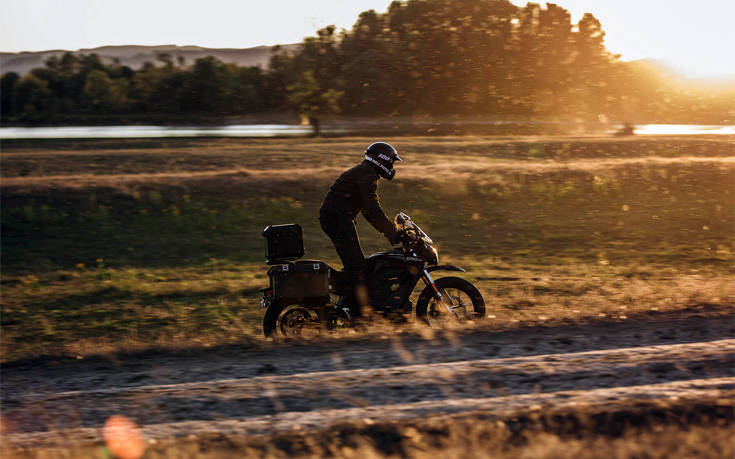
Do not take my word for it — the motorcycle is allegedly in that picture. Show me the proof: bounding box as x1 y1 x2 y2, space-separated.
260 213 485 337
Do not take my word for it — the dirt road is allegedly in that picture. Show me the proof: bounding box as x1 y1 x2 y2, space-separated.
2 307 733 448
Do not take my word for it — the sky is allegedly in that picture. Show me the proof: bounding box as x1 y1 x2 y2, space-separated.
2 0 734 79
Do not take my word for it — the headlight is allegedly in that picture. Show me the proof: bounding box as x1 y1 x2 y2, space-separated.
419 243 438 265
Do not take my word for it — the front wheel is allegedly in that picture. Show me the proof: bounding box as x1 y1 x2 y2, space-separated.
416 277 485 327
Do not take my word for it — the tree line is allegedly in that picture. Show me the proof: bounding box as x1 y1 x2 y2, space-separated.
2 0 732 128
1 53 279 123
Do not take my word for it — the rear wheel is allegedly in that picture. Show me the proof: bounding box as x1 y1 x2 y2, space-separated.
263 303 323 338
415 277 485 327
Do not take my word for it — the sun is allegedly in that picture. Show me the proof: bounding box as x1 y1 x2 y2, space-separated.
508 0 735 81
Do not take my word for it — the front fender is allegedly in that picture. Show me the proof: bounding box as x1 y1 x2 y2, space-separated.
426 265 465 273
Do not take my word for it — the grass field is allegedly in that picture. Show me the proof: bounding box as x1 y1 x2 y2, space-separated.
1 136 733 361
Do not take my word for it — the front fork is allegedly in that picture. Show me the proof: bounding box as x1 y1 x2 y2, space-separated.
421 269 461 316
421 269 443 301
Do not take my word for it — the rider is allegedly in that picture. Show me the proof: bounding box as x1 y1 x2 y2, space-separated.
319 142 403 317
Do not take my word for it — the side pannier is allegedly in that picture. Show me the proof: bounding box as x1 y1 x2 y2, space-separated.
267 261 330 305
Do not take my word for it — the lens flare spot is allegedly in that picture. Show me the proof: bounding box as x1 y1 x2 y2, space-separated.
103 415 145 459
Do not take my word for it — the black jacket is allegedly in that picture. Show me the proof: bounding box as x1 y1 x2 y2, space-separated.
320 160 396 239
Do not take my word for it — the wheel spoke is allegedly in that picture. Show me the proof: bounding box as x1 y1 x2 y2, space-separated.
421 279 484 328
278 306 321 337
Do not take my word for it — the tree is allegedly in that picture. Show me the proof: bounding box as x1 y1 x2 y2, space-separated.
182 57 226 113
228 65 268 113
569 12 616 117
11 74 52 121
338 9 400 114
287 70 342 136
273 25 344 134
82 69 128 113
1 72 20 117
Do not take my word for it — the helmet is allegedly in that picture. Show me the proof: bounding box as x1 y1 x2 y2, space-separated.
364 142 402 180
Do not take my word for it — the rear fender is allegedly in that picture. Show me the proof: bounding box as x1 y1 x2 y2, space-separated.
260 287 274 308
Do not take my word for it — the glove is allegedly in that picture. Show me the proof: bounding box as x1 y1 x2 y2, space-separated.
388 229 403 245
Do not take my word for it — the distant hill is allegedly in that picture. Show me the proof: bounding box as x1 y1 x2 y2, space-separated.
0 44 300 75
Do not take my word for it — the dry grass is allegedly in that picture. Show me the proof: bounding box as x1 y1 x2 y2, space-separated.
4 397 733 458
2 259 732 362
3 136 734 178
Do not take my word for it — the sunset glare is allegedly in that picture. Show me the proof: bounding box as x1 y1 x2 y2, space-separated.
511 0 735 80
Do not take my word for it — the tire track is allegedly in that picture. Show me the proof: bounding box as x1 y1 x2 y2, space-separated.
5 377 734 448
15 338 734 401
2 339 732 445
